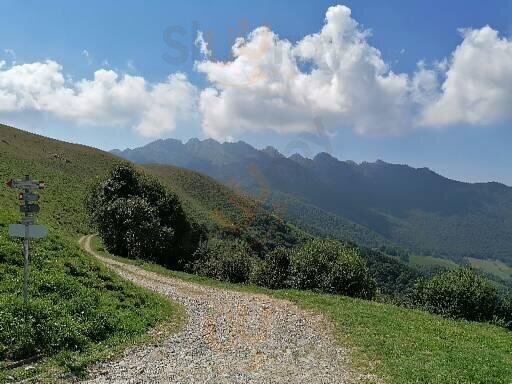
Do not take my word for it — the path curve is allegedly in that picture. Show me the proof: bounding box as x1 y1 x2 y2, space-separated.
79 235 366 384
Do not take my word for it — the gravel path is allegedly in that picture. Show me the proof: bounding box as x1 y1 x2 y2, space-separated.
79 235 368 384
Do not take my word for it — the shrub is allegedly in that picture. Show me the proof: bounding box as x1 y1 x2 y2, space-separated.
289 239 376 299
497 294 512 330
411 268 505 323
192 238 255 283
87 164 204 269
251 247 291 289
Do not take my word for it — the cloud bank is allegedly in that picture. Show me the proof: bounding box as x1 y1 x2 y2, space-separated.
0 5 511 140
196 5 512 140
0 60 197 137
420 26 512 127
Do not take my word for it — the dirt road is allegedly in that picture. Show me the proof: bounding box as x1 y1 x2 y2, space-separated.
79 235 368 384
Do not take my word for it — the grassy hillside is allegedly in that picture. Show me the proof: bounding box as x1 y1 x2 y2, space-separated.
468 258 512 281
143 164 259 231
92 239 512 384
143 164 308 255
0 124 120 236
0 124 183 381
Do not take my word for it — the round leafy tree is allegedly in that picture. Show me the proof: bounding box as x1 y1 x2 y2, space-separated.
252 246 291 289
192 237 254 283
87 163 203 269
289 239 376 299
412 268 504 322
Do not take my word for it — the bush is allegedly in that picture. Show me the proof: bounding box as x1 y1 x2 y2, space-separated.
357 247 420 297
192 238 255 283
251 247 291 289
411 268 505 323
289 239 376 299
497 294 512 330
87 164 204 269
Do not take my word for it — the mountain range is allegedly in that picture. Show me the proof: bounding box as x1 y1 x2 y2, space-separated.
112 138 512 266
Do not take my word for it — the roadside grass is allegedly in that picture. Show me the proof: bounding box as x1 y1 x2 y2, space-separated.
92 237 512 384
0 232 186 383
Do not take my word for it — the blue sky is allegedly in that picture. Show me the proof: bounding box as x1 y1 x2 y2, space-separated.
0 1 511 184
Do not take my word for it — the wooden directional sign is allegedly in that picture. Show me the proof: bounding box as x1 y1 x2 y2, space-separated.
7 179 45 190
8 224 48 239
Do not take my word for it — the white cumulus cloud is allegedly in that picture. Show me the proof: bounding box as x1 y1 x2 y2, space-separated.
196 5 512 140
196 5 421 140
420 26 512 127
0 60 197 137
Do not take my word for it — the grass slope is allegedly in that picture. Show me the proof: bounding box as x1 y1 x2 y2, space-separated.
143 164 265 232
92 238 512 384
142 164 308 254
409 254 459 271
0 124 184 381
467 258 512 282
0 124 118 236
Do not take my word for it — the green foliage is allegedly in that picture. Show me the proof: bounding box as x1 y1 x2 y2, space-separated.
87 164 204 269
289 239 376 299
411 268 509 326
251 247 291 289
378 244 410 263
192 238 255 283
359 247 420 296
0 235 176 364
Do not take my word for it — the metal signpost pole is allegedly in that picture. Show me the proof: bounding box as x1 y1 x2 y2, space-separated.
24 220 29 303
23 175 30 303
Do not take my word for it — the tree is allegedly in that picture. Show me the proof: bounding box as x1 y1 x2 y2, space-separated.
192 237 254 283
289 239 376 299
252 247 291 289
411 268 504 323
87 164 203 269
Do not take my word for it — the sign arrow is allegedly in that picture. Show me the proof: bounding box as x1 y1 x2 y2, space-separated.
7 179 45 190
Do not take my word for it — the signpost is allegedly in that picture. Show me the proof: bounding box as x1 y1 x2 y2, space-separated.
7 175 47 304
